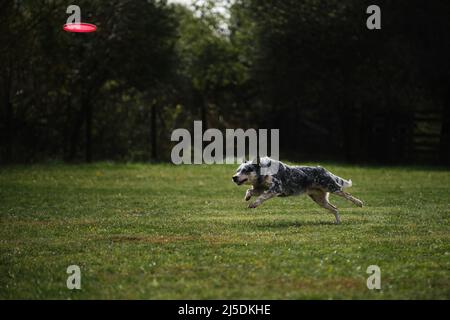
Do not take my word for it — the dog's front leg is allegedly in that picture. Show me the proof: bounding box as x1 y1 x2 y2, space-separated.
244 189 253 201
248 192 277 208
244 188 262 201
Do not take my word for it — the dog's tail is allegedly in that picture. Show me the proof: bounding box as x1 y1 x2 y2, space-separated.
331 173 352 189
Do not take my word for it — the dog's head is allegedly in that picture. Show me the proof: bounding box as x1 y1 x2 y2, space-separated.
232 157 274 185
232 161 258 185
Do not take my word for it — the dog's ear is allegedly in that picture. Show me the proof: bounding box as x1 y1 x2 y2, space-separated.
251 156 261 166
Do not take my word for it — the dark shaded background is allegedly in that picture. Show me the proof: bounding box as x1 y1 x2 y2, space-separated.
1 0 449 165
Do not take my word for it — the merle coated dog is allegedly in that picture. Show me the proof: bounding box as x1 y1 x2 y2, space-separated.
232 157 363 224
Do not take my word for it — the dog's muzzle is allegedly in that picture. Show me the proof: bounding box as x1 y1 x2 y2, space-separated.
232 176 247 185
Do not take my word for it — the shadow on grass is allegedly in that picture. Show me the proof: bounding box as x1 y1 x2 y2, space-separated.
253 218 361 230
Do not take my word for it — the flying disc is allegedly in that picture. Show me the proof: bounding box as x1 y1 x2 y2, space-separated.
63 23 97 33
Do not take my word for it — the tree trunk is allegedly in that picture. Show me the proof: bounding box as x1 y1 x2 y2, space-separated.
150 102 158 160
3 88 12 164
440 92 450 166
67 102 85 161
84 98 92 162
201 95 208 130
1 63 13 164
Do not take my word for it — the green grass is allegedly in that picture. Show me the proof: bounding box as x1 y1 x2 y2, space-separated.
0 162 449 299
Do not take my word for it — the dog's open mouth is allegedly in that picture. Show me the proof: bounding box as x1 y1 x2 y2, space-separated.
237 178 248 185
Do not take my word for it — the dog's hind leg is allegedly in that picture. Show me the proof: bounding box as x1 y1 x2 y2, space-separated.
308 191 341 224
333 191 363 207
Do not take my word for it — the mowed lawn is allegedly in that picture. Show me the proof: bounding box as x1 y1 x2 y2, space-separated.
0 162 449 299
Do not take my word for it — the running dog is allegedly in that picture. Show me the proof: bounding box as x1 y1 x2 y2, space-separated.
232 157 363 224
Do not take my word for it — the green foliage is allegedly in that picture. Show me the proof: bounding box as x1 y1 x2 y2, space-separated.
0 1 449 164
174 2 250 129
0 163 449 298
0 0 179 162
233 0 448 163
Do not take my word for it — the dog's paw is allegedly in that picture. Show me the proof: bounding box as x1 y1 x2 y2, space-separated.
355 200 364 207
244 194 251 201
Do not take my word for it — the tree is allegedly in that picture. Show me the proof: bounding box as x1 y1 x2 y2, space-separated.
0 0 179 163
174 2 248 130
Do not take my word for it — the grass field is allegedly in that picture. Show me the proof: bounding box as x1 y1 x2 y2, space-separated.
0 162 449 299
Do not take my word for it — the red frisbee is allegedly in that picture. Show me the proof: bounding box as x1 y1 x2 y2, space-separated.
63 23 97 33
